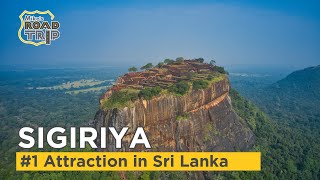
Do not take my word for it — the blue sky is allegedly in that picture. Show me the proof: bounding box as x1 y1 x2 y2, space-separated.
0 0 319 67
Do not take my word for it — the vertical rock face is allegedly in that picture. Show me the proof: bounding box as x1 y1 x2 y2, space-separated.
93 78 254 152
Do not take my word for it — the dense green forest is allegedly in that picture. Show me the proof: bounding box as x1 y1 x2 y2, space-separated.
230 65 320 179
0 68 122 179
227 90 319 179
0 66 319 179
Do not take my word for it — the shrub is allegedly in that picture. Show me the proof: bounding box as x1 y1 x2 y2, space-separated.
176 113 190 121
207 74 214 81
138 86 161 100
168 81 190 96
103 90 138 109
193 80 209 90
187 72 196 80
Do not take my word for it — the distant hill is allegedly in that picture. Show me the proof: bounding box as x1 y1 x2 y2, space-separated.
271 65 320 98
263 65 320 130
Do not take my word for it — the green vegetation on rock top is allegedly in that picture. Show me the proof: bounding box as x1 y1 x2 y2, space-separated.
102 58 228 109
138 86 161 100
102 89 139 109
192 80 209 90
168 81 190 96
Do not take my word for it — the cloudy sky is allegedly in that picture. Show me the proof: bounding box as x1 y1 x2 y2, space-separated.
1 0 319 68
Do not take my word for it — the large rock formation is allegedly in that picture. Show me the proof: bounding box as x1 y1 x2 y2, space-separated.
93 77 254 152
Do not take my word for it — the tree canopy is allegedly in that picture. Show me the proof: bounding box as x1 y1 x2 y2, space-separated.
213 66 228 74
210 60 216 65
128 66 138 72
138 86 161 100
164 59 174 65
192 80 209 90
175 57 184 63
156 62 164 68
140 63 153 70
168 81 190 96
195 58 205 63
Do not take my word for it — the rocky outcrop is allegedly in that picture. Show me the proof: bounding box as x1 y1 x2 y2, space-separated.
93 78 254 152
